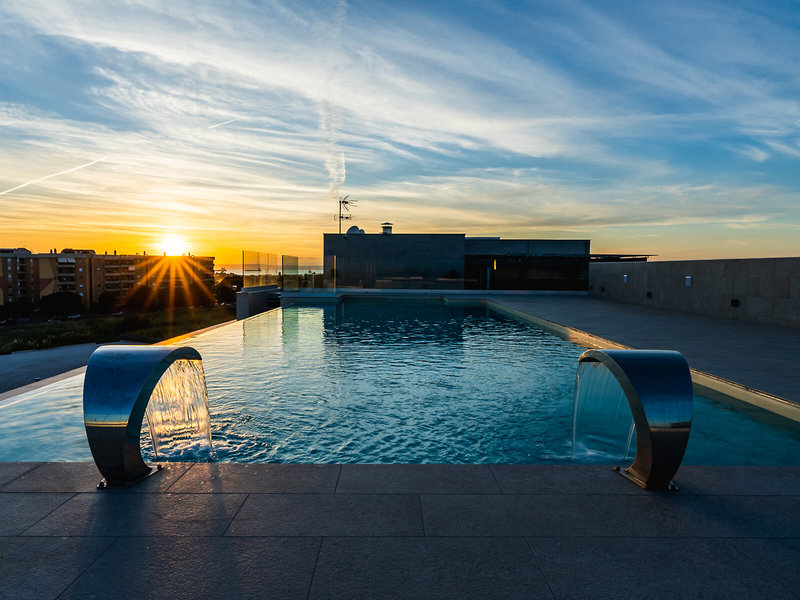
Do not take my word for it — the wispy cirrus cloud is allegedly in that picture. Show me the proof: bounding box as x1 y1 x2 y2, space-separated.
0 0 798 260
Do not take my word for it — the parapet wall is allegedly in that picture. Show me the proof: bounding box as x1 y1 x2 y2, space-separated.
588 258 800 328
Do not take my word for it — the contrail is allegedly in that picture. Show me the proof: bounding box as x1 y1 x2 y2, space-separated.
207 117 244 130
317 0 349 202
0 157 108 196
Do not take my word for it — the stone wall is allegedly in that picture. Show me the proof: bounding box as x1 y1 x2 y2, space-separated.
588 258 800 328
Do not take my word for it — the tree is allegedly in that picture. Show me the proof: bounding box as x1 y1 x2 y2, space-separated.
214 284 236 304
125 285 160 312
39 292 82 318
218 274 243 289
96 291 119 314
0 300 34 320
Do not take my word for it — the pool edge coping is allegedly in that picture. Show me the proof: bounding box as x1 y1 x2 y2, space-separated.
484 298 800 423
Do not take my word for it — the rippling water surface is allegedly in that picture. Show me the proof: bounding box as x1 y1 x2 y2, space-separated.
1 298 799 464
188 300 582 463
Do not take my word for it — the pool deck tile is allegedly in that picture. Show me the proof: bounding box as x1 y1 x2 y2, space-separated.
0 461 191 493
56 536 321 600
308 536 553 600
422 493 616 537
490 464 648 495
20 491 247 537
1 464 800 599
589 493 800 538
0 536 116 600
528 537 797 600
0 462 40 487
728 538 800 594
0 492 73 536
167 462 341 494
674 465 800 495
226 492 424 537
336 464 501 494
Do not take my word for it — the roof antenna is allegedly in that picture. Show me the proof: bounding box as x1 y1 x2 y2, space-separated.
337 195 356 234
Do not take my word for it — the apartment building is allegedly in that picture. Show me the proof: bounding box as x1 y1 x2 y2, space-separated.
0 248 214 310
0 248 38 307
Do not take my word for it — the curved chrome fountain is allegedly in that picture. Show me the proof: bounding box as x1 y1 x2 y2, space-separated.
83 345 208 488
577 349 693 490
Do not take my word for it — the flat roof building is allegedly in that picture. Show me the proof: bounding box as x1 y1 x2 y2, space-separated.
323 227 593 290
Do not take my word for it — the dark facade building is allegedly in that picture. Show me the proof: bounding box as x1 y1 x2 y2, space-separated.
323 226 591 290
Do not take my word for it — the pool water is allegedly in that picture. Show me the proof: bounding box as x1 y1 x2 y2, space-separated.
1 299 799 464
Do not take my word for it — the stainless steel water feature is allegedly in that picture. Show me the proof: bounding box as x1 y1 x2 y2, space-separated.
577 349 693 491
83 345 205 488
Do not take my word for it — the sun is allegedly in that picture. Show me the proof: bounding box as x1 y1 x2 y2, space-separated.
160 235 187 256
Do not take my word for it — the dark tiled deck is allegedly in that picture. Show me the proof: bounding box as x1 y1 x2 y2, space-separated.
1 462 799 599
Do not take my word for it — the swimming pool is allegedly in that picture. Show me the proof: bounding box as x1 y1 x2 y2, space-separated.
1 298 799 464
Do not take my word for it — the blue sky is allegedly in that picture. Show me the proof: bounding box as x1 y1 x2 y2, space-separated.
1 0 798 262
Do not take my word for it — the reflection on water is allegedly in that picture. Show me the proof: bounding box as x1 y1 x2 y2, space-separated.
143 359 214 461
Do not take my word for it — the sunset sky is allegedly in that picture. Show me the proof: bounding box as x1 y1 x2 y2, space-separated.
1 0 798 267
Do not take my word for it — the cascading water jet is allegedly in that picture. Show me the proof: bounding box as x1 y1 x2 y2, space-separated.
83 345 213 488
573 349 693 490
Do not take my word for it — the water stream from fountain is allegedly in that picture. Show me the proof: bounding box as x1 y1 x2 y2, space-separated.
143 359 214 460
572 360 636 462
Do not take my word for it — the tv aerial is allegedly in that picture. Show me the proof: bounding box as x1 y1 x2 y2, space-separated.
337 195 357 234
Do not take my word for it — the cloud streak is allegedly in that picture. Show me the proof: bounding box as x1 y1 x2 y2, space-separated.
0 157 108 196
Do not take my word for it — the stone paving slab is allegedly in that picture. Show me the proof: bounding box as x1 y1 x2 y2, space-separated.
308 536 552 600
337 464 501 494
167 463 340 494
0 492 72 536
728 538 800 594
1 462 799 599
421 494 617 537
490 464 647 495
0 461 190 493
21 492 247 537
0 536 116 600
528 537 796 600
674 465 800 495
591 494 800 538
0 462 40 487
57 537 320 600
227 493 424 537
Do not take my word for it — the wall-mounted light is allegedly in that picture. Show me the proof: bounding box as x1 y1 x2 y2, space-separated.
623 274 628 283
685 275 692 287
